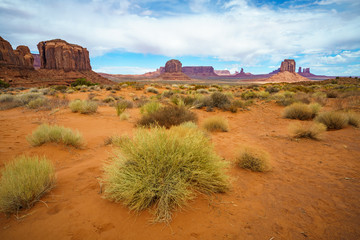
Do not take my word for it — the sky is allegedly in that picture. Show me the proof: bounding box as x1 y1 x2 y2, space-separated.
1 0 360 76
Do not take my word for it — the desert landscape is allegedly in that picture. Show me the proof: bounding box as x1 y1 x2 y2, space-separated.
1 1 360 239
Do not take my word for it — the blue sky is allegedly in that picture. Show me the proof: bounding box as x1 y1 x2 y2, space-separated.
1 0 360 75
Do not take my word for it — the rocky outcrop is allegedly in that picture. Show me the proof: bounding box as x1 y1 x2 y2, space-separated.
267 71 309 83
160 59 190 80
280 59 296 73
37 39 91 71
0 36 34 69
164 59 182 73
32 53 41 69
182 66 217 77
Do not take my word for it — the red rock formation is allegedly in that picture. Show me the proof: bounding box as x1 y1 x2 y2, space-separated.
164 59 182 73
32 53 41 69
280 59 296 73
182 66 217 77
37 39 91 71
160 59 190 80
0 36 34 69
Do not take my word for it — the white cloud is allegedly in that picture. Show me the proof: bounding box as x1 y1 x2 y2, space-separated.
1 0 359 74
93 66 156 74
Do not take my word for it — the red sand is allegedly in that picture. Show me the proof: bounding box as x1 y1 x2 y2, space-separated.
0 89 359 240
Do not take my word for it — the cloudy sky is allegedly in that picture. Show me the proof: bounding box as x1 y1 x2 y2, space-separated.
1 0 360 75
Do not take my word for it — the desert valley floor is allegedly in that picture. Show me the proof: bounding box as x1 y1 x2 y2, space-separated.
0 84 359 240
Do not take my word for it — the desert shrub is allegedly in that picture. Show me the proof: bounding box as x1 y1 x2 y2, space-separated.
347 112 360 127
241 91 257 100
140 101 161 115
265 86 280 93
203 116 229 132
210 92 230 109
137 105 197 128
26 97 48 109
326 91 338 98
283 103 321 120
27 124 83 148
162 90 173 98
17 93 44 105
315 111 348 130
289 122 326 140
69 99 98 114
71 78 96 87
272 91 295 106
119 112 130 121
146 87 159 94
29 88 39 93
103 125 229 222
0 79 10 88
192 95 212 108
0 94 15 102
237 147 271 172
103 96 115 103
0 156 55 214
196 88 209 94
257 91 270 99
232 99 250 110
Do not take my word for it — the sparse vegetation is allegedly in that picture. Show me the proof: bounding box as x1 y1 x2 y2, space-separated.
283 102 321 120
289 122 327 140
103 125 229 222
27 124 83 148
137 105 197 128
210 92 231 109
71 78 96 87
315 111 349 130
237 146 271 172
146 87 159 94
114 100 132 116
203 116 229 132
69 99 98 114
0 79 10 88
347 112 360 127
140 101 161 115
0 155 56 214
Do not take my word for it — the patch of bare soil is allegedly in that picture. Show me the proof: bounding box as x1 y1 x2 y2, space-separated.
0 88 359 240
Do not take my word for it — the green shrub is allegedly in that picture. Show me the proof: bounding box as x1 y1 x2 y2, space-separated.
237 147 271 172
71 78 96 87
283 103 320 120
0 94 15 102
315 111 348 130
203 116 229 132
103 125 229 222
114 100 132 116
17 93 44 105
347 112 360 127
241 91 257 100
0 156 55 214
272 91 295 106
0 79 10 88
210 92 230 109
140 101 161 115
289 122 326 140
69 99 98 114
27 124 83 148
137 105 197 129
146 87 159 94
26 97 48 109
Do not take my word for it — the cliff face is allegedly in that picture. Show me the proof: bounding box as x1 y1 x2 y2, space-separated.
0 36 34 69
160 59 190 80
182 66 217 77
280 59 296 73
37 39 91 71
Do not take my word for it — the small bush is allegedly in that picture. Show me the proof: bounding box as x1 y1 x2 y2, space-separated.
140 101 161 115
203 116 229 132
0 156 55 214
103 125 229 222
137 105 197 128
0 94 15 102
289 122 326 140
119 112 130 121
71 78 96 87
0 79 10 88
315 111 348 130
241 91 257 100
27 124 83 148
237 147 271 172
69 100 98 114
146 87 159 94
26 97 48 109
114 100 132 116
283 103 320 120
347 112 360 127
210 92 230 109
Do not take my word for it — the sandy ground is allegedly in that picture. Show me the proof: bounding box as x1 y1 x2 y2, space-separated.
0 88 359 240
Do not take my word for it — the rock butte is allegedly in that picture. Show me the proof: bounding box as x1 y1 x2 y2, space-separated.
0 36 112 86
159 59 191 80
280 59 296 73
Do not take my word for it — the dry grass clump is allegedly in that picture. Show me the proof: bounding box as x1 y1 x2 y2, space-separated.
347 112 360 127
0 156 55 214
103 125 229 222
137 105 197 128
289 122 327 140
27 124 83 148
210 92 230 109
69 99 98 114
146 87 159 94
114 99 132 116
237 146 271 172
315 111 348 130
203 116 229 132
283 102 321 120
140 101 161 115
